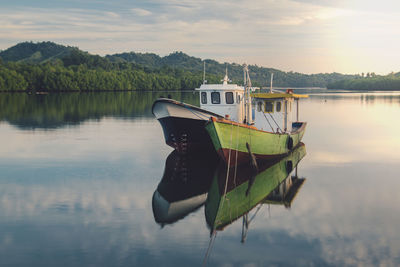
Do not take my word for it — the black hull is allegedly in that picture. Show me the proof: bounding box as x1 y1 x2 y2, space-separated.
158 116 215 154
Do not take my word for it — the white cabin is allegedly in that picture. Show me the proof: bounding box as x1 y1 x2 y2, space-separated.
195 70 306 133
252 96 295 132
195 73 245 122
251 91 307 133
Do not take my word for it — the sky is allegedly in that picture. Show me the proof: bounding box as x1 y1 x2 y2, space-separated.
0 0 399 74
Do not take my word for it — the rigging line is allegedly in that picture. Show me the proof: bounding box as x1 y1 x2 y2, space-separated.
202 231 217 267
262 111 275 132
185 106 211 120
268 112 282 132
184 106 206 120
248 203 263 224
220 122 234 211
233 123 240 187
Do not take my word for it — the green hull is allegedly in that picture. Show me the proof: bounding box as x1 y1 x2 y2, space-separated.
205 143 306 231
205 120 306 166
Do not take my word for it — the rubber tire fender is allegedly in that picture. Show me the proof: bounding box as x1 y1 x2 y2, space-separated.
287 136 293 150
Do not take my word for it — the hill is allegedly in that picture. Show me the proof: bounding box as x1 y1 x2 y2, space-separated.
0 41 360 89
107 51 357 87
0 41 76 64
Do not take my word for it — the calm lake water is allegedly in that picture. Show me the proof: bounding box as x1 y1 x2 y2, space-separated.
1 90 400 266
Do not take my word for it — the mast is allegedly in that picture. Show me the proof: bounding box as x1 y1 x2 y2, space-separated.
222 66 229 85
203 61 206 84
270 73 274 93
243 64 252 125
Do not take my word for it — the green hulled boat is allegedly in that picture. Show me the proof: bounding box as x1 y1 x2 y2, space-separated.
205 143 306 231
206 116 306 166
205 65 308 166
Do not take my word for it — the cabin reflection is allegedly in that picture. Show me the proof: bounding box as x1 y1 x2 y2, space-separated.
152 150 218 226
205 143 307 233
263 172 306 209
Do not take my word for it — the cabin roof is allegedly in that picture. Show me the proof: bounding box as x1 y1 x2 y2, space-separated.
195 84 244 91
251 92 308 99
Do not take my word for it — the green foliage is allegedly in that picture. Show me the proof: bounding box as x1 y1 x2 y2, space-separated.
0 41 76 63
0 92 198 128
107 51 358 87
0 60 216 91
0 41 376 91
327 76 400 90
0 65 28 91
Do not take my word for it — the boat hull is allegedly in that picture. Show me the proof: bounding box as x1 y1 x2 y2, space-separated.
205 118 307 166
152 98 223 153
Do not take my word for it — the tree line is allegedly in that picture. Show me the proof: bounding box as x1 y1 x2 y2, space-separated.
0 50 221 92
1 41 364 90
327 74 400 90
0 91 198 128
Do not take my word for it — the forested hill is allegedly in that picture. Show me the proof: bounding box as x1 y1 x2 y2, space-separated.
107 51 356 87
0 42 76 63
0 41 358 91
327 72 400 90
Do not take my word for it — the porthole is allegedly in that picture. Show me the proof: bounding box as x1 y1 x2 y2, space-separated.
257 101 262 112
225 92 234 104
264 101 274 113
211 92 220 104
276 101 282 112
201 92 207 104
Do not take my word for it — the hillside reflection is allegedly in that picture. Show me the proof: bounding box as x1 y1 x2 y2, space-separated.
0 92 198 129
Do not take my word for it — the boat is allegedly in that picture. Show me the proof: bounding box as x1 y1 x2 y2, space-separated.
205 142 306 232
152 149 218 225
152 68 247 153
205 65 308 166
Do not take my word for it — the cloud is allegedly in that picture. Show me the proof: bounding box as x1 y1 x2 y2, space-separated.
1 1 400 73
131 8 152 16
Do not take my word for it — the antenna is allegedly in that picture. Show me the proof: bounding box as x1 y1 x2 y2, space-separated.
203 61 208 84
270 73 274 93
203 61 206 84
222 65 230 84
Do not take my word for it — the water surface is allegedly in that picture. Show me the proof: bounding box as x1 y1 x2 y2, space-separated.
1 90 400 266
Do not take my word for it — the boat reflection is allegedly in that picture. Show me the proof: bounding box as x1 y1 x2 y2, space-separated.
152 142 307 234
152 150 219 226
205 143 306 233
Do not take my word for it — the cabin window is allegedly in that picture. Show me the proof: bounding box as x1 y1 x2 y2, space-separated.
264 101 274 113
257 101 262 112
225 92 234 104
211 92 220 104
201 92 207 104
276 101 282 112
237 94 241 103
